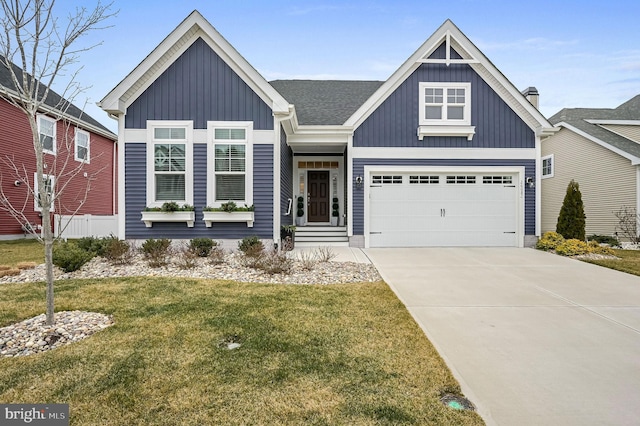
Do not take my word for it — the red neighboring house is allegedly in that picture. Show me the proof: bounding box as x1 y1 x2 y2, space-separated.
0 60 117 240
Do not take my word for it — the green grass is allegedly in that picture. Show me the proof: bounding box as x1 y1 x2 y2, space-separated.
581 249 640 277
0 239 43 267
0 277 483 425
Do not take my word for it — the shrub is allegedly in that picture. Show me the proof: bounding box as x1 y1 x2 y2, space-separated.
588 234 620 247
556 180 586 240
102 236 134 265
256 249 293 275
209 246 226 265
176 245 198 269
0 268 20 278
141 238 172 267
536 231 565 251
295 250 316 270
613 206 640 243
189 238 215 257
76 236 107 257
53 241 95 272
314 246 336 262
587 240 616 256
555 239 590 256
238 236 263 255
16 261 37 270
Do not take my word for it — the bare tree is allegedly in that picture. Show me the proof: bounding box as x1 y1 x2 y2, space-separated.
0 0 115 325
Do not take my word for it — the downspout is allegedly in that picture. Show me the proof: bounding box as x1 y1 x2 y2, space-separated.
273 105 295 249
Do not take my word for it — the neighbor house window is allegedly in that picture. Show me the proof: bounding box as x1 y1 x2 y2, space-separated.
38 115 56 155
419 82 471 126
75 129 90 162
146 121 193 208
33 173 55 212
207 122 253 207
542 155 554 178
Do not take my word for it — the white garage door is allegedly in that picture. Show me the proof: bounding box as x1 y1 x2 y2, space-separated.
368 173 519 247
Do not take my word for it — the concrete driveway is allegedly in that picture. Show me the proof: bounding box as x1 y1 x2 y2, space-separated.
364 247 640 426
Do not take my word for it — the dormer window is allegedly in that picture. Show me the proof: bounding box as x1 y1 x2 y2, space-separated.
418 82 475 141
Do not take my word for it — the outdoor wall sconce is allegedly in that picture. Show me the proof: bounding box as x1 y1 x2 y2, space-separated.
526 176 534 188
355 175 363 189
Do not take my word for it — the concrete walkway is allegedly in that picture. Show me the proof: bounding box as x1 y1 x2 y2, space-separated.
290 246 372 264
364 247 640 426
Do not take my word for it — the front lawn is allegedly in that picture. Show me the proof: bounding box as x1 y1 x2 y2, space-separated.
0 277 482 425
0 239 43 267
581 249 640 277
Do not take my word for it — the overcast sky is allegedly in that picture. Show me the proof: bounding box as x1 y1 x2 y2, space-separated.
52 0 640 133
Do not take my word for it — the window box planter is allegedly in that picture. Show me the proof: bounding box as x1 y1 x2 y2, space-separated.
202 211 254 228
141 211 195 228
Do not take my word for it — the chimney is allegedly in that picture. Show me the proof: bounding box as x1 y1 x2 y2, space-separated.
522 87 539 109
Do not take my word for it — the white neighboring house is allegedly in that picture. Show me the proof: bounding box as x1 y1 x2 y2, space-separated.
541 95 640 239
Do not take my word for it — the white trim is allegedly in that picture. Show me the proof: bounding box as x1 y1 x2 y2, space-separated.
362 165 525 248
273 117 281 242
33 173 55 212
347 134 354 237
417 125 476 141
586 119 640 126
556 122 640 165
117 115 126 239
37 114 56 155
352 147 536 160
541 154 554 179
206 121 254 209
74 128 90 163
145 120 194 208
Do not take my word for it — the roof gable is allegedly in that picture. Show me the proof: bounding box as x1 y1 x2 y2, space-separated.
344 19 553 133
549 94 640 163
99 10 289 116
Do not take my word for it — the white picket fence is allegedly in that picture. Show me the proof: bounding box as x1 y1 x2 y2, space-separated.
54 214 119 239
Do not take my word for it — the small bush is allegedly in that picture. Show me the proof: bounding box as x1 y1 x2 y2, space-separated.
0 265 12 271
587 240 616 256
536 231 565 251
76 236 107 257
53 241 95 272
314 246 336 262
176 245 198 269
141 238 172 267
556 180 586 240
295 250 317 270
238 236 263 254
588 234 620 247
256 250 293 275
555 239 590 256
189 238 215 257
102 236 134 265
209 246 226 265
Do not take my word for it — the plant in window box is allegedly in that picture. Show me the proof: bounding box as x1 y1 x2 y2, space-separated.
141 202 195 227
202 202 255 228
331 197 339 226
296 196 304 226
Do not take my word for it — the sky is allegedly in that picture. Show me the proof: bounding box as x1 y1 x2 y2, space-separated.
46 0 640 133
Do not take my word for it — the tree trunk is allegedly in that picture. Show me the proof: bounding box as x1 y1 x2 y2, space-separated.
43 212 55 325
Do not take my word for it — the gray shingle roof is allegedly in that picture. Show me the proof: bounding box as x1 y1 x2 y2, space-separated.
269 80 384 125
0 58 115 138
549 95 640 159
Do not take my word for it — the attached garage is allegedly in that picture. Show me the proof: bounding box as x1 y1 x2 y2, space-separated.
365 168 523 247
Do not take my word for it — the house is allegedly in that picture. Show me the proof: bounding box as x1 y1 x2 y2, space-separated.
0 59 118 240
541 95 640 238
99 10 554 248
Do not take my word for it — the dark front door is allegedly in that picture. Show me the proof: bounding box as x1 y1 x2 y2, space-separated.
308 171 330 222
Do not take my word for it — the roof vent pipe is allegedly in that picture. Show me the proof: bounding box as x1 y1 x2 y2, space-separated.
522 87 539 109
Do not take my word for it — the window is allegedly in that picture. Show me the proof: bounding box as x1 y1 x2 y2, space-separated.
409 175 439 184
542 155 554 179
34 173 55 212
483 176 513 184
75 129 90 162
372 175 403 184
146 121 193 208
446 175 476 184
419 82 471 125
207 122 253 207
38 115 56 154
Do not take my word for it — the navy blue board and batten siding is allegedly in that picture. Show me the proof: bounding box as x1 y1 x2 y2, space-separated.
352 43 537 239
123 37 275 239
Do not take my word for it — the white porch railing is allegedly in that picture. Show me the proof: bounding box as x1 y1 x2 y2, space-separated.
54 214 119 239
